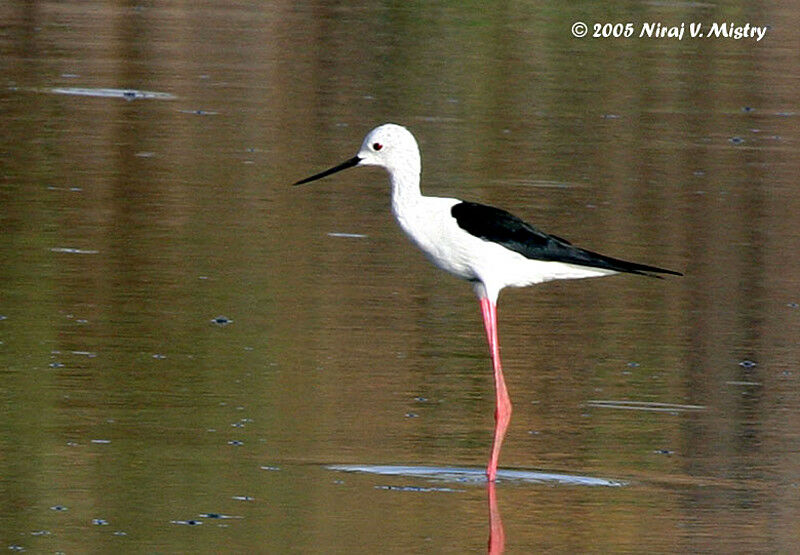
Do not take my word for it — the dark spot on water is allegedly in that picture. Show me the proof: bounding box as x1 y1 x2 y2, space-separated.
198 513 242 519
654 449 674 456
414 396 428 403
50 505 68 511
92 518 109 526
49 362 64 368
231 495 254 501
228 440 244 446
179 109 218 116
8 545 25 552
171 519 203 526
123 90 137 101
729 136 745 145
404 412 418 418
627 361 640 368
211 316 232 326
375 484 462 493
742 106 754 112
739 360 757 368
787 302 799 309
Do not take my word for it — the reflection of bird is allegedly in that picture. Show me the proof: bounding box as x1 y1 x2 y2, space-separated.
294 123 682 482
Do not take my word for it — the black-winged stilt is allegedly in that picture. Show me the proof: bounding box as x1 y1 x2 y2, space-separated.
294 123 682 482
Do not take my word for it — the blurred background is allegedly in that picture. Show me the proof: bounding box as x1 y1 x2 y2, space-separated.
1 1 799 552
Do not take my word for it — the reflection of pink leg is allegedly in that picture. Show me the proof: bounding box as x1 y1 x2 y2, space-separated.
480 298 512 482
487 481 505 554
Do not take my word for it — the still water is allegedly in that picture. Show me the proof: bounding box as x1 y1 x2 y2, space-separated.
2 1 800 552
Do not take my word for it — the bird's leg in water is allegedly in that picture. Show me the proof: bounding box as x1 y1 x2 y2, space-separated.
480 298 512 482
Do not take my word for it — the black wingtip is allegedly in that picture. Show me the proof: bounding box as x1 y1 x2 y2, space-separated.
608 260 683 279
642 265 683 278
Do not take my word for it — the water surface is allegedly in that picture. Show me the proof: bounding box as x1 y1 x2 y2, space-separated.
2 1 799 552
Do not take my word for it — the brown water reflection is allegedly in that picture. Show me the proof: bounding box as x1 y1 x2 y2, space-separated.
2 1 800 552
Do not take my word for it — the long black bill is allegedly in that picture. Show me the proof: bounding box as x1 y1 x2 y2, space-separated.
293 155 362 186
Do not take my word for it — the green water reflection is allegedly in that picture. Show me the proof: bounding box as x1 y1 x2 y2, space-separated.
2 1 799 552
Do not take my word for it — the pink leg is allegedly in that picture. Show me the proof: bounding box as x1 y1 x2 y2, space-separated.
487 482 505 554
480 298 512 482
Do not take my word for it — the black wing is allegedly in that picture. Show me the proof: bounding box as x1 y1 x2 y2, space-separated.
451 201 682 277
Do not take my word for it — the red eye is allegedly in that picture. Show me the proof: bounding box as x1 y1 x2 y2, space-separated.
372 142 383 151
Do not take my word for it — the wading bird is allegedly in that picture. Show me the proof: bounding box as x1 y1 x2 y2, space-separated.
294 124 681 481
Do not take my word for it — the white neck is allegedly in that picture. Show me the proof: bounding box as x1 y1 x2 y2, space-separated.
392 162 421 195
387 153 423 218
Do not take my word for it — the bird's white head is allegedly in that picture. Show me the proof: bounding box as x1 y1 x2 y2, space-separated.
356 124 420 173
293 123 420 186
